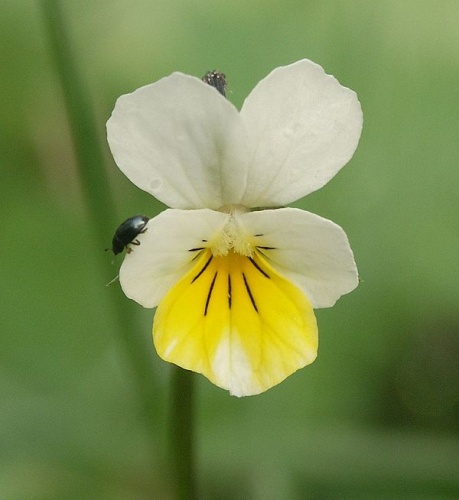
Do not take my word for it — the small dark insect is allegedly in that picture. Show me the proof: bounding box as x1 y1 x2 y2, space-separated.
202 70 227 97
109 215 150 255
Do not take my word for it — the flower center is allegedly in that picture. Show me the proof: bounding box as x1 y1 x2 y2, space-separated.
211 206 252 257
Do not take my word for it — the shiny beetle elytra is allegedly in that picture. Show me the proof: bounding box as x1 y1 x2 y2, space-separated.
110 215 150 255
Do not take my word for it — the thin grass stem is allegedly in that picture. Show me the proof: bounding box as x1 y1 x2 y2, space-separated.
41 0 160 449
169 366 197 499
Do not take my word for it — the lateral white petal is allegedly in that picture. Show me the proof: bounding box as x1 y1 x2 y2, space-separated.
107 73 249 209
119 209 228 308
240 208 358 308
240 59 363 207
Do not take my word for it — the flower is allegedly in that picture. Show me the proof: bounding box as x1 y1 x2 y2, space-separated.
107 59 362 397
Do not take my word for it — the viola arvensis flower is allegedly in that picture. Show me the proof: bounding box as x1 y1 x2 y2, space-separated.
107 59 362 397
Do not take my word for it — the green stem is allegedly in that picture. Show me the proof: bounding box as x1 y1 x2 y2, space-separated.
169 366 197 499
41 0 159 442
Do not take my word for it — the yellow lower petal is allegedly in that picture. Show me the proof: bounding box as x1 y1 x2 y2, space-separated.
153 249 318 396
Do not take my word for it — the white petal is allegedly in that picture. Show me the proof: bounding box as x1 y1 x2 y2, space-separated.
119 209 228 307
240 208 358 308
239 59 363 207
107 73 250 209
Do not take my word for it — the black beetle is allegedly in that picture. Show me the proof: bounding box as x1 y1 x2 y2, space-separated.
109 215 150 255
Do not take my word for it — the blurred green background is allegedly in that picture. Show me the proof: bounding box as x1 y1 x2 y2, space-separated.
1 1 458 498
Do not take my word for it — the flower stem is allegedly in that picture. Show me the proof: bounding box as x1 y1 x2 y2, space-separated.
169 366 197 499
41 0 160 445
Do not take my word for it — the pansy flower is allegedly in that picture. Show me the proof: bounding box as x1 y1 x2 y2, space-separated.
107 59 362 397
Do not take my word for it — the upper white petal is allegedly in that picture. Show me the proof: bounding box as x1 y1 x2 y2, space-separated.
240 208 358 308
239 59 363 207
119 209 228 307
107 73 250 209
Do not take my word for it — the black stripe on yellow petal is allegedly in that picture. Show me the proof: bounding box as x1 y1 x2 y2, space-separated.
204 272 218 316
228 274 232 309
242 273 258 312
191 255 213 283
248 256 270 278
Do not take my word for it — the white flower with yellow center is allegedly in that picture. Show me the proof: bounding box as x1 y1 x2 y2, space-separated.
107 59 362 397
